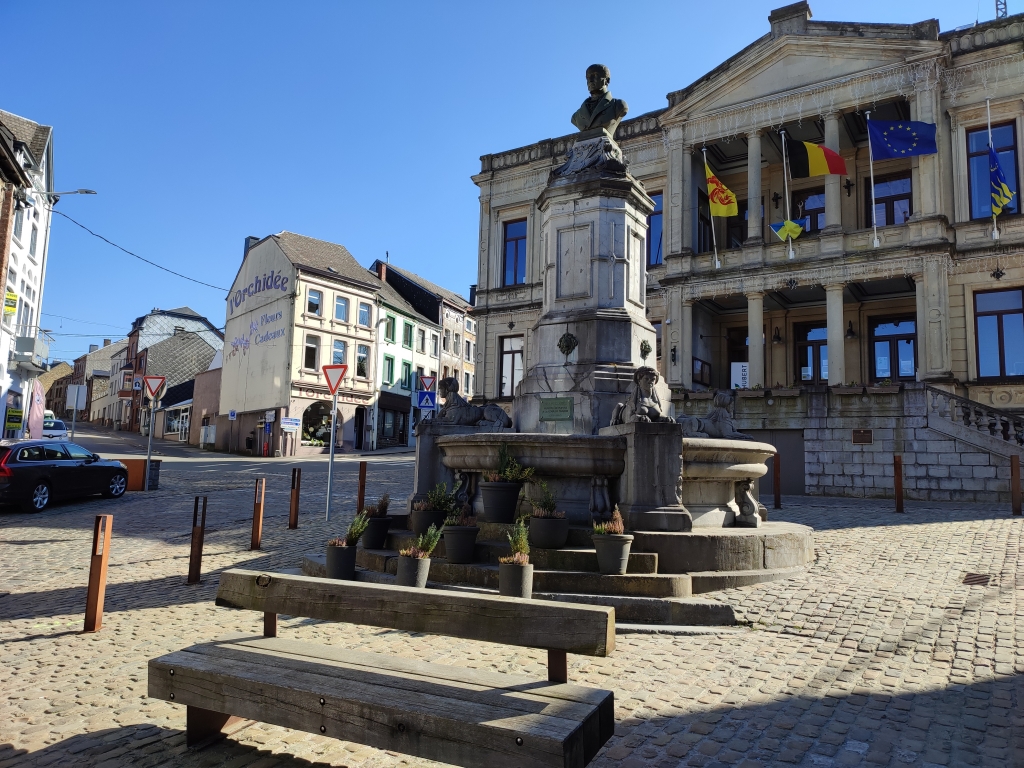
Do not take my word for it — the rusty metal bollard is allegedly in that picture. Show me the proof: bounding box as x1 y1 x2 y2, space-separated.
188 496 208 584
356 460 367 513
83 515 113 632
289 468 301 529
1012 455 1021 516
894 455 904 513
250 478 266 550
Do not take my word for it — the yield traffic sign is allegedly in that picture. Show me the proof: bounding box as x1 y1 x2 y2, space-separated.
416 390 437 410
142 375 166 400
322 364 348 395
418 375 436 392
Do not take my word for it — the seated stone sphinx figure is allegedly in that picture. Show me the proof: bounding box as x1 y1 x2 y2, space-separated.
434 377 512 429
610 366 672 425
676 392 753 440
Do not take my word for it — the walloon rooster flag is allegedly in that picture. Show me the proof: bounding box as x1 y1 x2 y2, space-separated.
786 139 848 178
704 162 738 217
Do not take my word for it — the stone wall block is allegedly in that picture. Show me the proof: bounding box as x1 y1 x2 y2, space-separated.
915 453 938 465
852 475 875 488
961 453 990 466
904 464 928 478
938 478 963 490
949 465 973 479
864 464 885 476
844 464 864 476
832 475 853 487
927 465 950 478
973 466 997 479
960 478 986 491
937 453 962 465
985 479 1006 492
823 464 842 475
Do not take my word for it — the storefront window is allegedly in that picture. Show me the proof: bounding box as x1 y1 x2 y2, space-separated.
300 401 337 447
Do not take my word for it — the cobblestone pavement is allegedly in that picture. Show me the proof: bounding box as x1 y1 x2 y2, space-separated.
1 454 1021 768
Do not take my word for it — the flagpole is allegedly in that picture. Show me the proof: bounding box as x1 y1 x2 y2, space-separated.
702 148 720 269
988 98 1000 241
866 110 880 249
780 130 794 259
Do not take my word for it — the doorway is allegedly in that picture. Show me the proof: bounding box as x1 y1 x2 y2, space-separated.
745 429 806 496
354 406 366 450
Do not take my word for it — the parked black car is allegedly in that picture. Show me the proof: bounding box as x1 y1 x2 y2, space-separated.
0 440 128 512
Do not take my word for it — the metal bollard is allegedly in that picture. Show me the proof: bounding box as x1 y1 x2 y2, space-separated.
188 496 208 584
773 452 782 510
356 460 367 513
289 468 301 529
83 515 113 633
894 454 904 513
250 478 266 550
1012 455 1022 516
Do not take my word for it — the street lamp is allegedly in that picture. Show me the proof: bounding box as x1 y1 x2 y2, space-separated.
47 189 97 204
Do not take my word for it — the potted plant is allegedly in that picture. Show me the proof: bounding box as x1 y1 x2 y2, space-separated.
480 443 534 523
498 518 533 598
870 378 902 394
396 524 441 588
361 494 392 550
592 507 633 575
412 483 456 534
442 507 479 564
326 512 368 580
528 481 569 550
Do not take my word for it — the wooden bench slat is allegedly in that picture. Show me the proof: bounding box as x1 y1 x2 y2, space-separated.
215 569 615 656
150 647 608 768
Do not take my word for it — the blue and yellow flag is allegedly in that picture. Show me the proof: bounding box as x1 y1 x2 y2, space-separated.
990 145 1015 216
770 220 804 242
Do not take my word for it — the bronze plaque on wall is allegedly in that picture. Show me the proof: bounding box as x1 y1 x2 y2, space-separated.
539 397 574 421
852 429 873 445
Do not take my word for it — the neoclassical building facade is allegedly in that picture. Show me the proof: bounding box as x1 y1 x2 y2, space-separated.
470 4 1024 500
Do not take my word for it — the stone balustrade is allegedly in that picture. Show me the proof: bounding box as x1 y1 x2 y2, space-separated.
926 386 1024 448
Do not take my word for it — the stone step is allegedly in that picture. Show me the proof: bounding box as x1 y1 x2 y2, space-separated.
533 592 737 625
688 565 808 594
477 521 595 548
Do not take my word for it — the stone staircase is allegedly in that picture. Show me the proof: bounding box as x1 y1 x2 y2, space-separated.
924 385 1024 458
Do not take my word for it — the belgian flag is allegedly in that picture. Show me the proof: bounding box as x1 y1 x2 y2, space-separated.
787 139 847 178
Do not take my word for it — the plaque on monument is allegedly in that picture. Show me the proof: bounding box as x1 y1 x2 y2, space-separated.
539 397 574 422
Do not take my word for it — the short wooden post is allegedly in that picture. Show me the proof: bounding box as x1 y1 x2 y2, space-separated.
187 496 207 584
83 515 112 632
894 454 904 513
250 478 266 550
264 612 277 637
356 460 367 512
773 453 782 510
288 468 301 529
1012 455 1022 516
547 649 567 683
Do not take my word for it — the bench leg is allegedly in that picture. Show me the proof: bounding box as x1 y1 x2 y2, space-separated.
187 705 244 748
547 649 567 683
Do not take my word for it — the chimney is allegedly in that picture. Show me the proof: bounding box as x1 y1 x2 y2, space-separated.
244 235 261 259
89 344 98 353
376 261 387 282
469 284 477 306
102 339 111 347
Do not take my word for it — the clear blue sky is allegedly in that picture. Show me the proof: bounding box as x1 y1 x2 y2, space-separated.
5 0 999 361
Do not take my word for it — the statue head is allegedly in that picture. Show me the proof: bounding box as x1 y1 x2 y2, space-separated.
634 366 659 394
438 377 460 399
585 64 611 97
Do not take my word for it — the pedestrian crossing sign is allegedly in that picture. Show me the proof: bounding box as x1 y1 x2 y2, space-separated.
416 390 437 410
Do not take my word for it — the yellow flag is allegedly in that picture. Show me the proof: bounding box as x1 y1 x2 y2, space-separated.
704 162 738 217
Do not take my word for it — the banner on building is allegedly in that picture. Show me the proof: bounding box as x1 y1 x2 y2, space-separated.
3 291 17 316
4 407 22 431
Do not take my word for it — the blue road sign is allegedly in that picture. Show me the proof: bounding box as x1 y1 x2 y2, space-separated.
416 390 437 410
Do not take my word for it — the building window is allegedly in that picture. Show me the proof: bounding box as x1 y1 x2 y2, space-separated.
792 188 826 233
652 321 662 361
502 219 527 286
13 209 23 241
795 324 828 384
383 355 395 385
867 173 912 227
403 322 414 348
415 366 425 389
29 226 37 257
500 336 524 397
332 339 347 366
400 361 412 390
383 410 395 438
870 317 916 381
969 122 1019 220
307 289 322 315
975 288 1024 378
384 314 396 343
647 192 663 267
335 296 349 322
697 190 712 253
358 302 371 327
464 372 471 394
356 344 370 377
466 319 474 333
303 335 319 370
465 340 472 361
417 329 426 353
431 333 439 356
454 332 461 356
443 329 451 352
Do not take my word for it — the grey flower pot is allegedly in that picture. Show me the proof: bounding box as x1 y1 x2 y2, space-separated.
592 533 633 575
498 562 533 598
361 517 392 550
411 508 447 535
529 517 569 549
326 545 357 580
396 555 430 588
443 526 479 564
480 481 523 523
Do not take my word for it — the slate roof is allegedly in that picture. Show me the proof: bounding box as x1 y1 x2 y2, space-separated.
273 232 376 287
76 339 129 381
0 109 51 164
369 270 435 325
145 333 219 389
380 263 471 310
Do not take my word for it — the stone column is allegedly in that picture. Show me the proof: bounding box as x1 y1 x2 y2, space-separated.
665 127 692 256
823 113 842 233
919 256 952 380
746 131 763 243
681 299 693 389
680 144 693 253
666 285 683 387
913 84 941 219
746 292 764 388
825 283 846 385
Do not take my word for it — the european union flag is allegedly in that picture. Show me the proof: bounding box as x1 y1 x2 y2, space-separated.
867 120 937 159
990 145 1016 216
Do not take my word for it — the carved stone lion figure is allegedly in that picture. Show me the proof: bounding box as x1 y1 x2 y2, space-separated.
436 377 512 428
610 366 672 425
676 392 753 440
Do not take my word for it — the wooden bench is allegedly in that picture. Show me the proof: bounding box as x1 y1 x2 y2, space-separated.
148 569 616 768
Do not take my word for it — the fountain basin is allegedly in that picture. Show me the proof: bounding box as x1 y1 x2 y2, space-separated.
437 433 626 477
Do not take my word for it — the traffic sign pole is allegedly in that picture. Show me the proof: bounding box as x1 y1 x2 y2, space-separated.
326 390 339 521
144 399 155 491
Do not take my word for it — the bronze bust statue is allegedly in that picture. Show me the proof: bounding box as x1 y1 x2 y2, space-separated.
571 64 628 137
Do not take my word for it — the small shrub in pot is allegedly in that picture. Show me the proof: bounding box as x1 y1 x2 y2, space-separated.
412 483 455 534
361 496 392 550
442 507 479 565
396 524 441 588
498 518 533 598
326 512 369 580
591 507 633 575
528 481 569 549
480 443 534 524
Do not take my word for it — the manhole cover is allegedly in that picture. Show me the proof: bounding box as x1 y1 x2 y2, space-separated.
962 573 991 586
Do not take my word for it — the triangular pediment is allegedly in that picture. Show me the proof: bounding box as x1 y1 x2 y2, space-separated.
664 35 943 122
